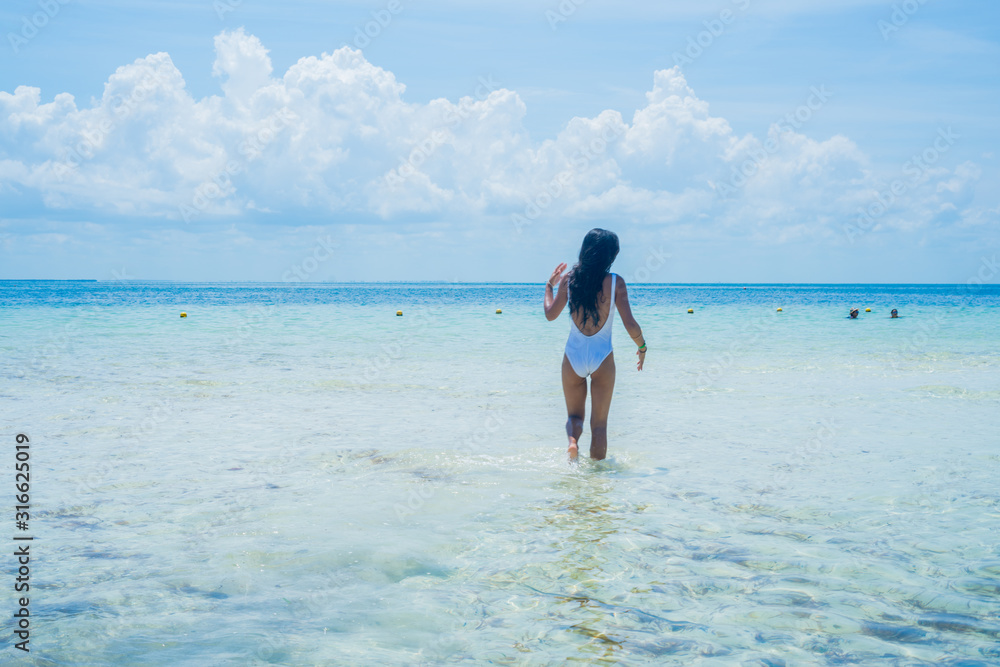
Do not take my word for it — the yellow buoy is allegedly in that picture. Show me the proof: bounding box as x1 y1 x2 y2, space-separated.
777 308 783 312
687 308 694 314
180 312 187 318
496 309 502 314
396 310 403 316
865 308 871 312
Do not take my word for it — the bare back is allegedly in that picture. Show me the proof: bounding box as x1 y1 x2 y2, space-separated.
570 273 614 336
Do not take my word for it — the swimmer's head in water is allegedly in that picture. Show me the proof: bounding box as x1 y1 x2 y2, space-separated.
891 309 898 318
569 229 620 328
850 308 859 318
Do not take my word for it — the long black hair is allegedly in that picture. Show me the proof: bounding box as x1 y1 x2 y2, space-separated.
568 228 620 328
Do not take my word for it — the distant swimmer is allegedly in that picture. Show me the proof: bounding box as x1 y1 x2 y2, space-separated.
849 308 859 319
891 309 899 318
544 229 646 461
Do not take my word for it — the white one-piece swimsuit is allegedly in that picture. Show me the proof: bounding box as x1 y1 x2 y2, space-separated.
565 273 616 378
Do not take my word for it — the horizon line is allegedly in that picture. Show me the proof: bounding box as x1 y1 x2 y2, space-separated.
0 279 992 287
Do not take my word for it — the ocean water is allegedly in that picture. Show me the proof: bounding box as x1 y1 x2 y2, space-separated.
2 281 999 666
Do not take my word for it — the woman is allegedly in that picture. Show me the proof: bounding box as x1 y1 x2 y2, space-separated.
544 229 646 461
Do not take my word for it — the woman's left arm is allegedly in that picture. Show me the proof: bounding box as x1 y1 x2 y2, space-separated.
543 263 569 321
616 277 647 370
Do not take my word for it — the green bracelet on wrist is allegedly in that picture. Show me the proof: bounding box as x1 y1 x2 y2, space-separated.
638 343 647 352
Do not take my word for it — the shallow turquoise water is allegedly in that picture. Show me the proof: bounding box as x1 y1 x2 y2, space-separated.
2 282 999 665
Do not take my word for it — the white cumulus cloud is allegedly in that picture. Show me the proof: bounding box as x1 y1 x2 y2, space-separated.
0 28 983 245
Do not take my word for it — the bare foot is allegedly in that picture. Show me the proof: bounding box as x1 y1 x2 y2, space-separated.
567 439 579 461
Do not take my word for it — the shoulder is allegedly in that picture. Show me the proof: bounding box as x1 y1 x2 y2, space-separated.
614 274 627 296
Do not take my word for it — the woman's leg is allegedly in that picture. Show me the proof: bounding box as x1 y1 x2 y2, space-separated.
561 354 587 460
588 353 616 460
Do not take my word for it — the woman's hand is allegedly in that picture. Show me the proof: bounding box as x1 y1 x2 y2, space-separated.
547 263 567 288
544 262 569 320
636 348 645 371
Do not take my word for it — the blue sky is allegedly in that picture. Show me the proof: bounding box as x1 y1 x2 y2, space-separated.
1 0 998 282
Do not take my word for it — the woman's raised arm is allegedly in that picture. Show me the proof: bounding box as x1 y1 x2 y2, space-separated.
543 263 569 321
